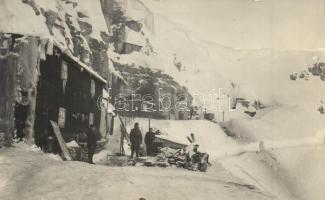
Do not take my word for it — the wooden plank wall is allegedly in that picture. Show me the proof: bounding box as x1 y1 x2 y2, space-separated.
0 36 17 146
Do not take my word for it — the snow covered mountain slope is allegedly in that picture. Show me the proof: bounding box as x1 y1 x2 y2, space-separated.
107 0 323 122
151 18 325 107
134 1 325 200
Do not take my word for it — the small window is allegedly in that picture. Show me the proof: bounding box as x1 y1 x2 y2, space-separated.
58 107 66 128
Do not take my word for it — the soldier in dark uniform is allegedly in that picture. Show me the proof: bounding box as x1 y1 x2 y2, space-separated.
129 123 142 158
87 125 99 164
145 128 155 156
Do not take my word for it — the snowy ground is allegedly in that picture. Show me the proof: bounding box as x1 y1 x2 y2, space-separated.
102 118 303 199
0 144 272 200
109 118 325 200
1 118 323 200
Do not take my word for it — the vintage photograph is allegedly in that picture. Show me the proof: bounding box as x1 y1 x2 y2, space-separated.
0 0 325 199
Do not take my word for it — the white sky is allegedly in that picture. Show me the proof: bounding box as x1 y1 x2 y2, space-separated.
143 0 325 50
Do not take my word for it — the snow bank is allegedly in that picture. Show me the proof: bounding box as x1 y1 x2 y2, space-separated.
46 153 63 161
12 141 42 153
226 105 325 200
12 141 62 161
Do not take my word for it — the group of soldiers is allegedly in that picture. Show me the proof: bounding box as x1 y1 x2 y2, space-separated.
129 122 160 158
129 122 210 172
86 122 209 172
86 122 159 164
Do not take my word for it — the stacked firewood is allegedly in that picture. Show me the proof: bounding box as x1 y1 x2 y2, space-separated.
129 134 210 172
158 147 187 168
135 147 186 168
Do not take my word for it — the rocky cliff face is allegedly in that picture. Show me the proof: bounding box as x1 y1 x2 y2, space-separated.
15 0 187 96
99 0 192 106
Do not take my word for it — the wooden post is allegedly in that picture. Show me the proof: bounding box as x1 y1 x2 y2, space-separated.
117 113 130 155
109 115 115 136
119 124 125 155
118 114 130 143
148 113 151 131
50 121 72 161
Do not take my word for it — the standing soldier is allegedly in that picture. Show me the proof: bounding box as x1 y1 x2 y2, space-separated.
145 128 155 156
130 122 142 158
87 125 99 164
190 107 194 119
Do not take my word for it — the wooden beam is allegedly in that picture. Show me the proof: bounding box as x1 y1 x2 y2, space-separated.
50 120 72 161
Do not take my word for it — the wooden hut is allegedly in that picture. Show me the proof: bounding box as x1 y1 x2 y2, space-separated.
0 33 109 151
33 45 107 149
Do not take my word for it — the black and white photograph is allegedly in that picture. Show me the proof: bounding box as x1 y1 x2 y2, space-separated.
1 0 325 199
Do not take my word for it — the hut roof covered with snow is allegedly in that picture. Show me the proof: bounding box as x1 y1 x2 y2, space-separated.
0 0 128 84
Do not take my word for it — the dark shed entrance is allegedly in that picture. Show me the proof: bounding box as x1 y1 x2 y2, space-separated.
34 47 105 152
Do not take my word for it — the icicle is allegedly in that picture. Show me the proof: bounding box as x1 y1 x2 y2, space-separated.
90 79 95 98
39 39 48 60
46 38 54 55
61 60 68 95
62 79 67 95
